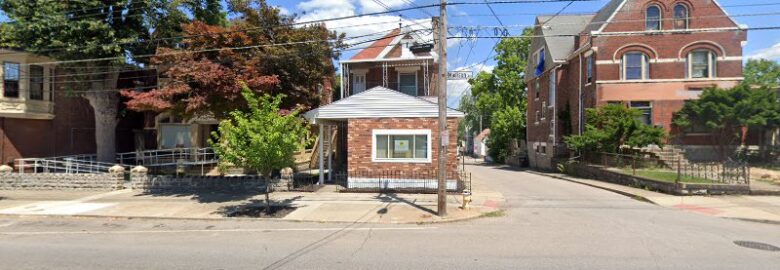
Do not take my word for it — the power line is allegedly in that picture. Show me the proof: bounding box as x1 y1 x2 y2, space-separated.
449 25 779 39
451 1 780 17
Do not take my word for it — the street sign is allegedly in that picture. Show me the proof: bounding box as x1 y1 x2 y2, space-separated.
447 71 472 80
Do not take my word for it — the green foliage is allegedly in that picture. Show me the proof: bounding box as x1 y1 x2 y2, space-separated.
461 28 533 161
565 104 666 153
210 85 309 176
487 106 525 163
743 59 780 89
673 85 780 159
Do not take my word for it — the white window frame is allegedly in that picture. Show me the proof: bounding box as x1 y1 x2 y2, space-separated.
687 50 717 79
397 71 418 96
646 5 662 31
622 52 649 80
371 129 432 163
673 4 689 30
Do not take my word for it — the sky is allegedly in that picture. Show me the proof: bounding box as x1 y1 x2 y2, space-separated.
267 0 780 107
2 1 779 106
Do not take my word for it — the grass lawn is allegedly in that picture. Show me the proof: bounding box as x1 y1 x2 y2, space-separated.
619 168 716 184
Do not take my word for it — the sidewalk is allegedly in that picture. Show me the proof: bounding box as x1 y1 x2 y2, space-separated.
532 171 780 223
0 181 504 224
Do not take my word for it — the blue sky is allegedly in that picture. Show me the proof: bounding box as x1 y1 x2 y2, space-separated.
268 0 780 106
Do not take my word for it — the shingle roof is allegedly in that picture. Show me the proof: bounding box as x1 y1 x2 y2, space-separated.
584 0 625 33
350 29 400 60
536 14 594 61
304 86 464 123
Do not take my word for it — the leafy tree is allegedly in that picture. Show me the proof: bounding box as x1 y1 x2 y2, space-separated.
122 1 345 118
673 85 780 160
0 0 196 161
744 59 780 89
210 85 309 210
565 104 666 153
487 106 525 162
461 28 533 161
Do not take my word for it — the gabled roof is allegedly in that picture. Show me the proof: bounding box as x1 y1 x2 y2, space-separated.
536 14 594 62
350 29 401 60
584 0 624 33
304 86 464 123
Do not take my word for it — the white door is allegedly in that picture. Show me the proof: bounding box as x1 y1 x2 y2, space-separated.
352 74 366 94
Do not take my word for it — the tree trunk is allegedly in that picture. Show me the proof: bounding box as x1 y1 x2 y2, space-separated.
265 172 271 214
85 74 120 163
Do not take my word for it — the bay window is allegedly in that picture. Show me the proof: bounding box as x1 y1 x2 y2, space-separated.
373 129 431 162
30 65 44 100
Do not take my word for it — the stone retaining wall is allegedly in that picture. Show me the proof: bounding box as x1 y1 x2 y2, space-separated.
567 163 750 195
130 174 271 192
0 173 124 190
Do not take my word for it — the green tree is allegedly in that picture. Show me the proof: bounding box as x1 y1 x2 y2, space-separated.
744 59 780 89
673 85 780 160
487 106 525 162
0 0 195 161
565 104 666 153
211 85 309 210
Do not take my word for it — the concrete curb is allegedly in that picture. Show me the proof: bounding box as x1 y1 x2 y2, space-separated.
524 170 656 204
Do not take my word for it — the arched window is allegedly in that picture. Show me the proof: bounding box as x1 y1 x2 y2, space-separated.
622 52 650 80
646 5 661 30
687 50 717 78
674 4 689 29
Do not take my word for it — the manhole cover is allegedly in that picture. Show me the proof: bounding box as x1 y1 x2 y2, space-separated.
733 241 780 252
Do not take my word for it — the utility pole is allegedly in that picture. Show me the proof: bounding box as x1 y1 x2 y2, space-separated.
436 0 448 217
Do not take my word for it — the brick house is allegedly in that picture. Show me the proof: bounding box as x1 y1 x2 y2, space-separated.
304 22 464 189
526 0 747 169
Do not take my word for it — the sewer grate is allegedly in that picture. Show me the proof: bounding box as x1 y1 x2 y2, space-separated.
733 241 780 252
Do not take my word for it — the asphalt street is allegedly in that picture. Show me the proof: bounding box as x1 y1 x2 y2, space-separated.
0 162 778 269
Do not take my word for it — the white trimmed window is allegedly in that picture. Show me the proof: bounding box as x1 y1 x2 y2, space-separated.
398 72 417 96
674 4 689 30
3 62 20 98
372 129 431 163
646 5 661 31
687 50 717 78
630 101 653 125
622 52 649 80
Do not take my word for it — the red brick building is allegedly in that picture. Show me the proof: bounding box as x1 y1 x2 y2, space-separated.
305 23 464 188
526 0 747 169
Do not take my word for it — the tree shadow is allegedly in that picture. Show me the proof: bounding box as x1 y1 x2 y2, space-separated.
213 195 304 217
134 188 268 203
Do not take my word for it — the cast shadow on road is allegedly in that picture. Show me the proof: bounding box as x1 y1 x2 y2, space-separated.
212 195 304 217
134 188 268 203
374 192 437 216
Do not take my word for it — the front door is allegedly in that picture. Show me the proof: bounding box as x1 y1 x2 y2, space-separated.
352 74 366 94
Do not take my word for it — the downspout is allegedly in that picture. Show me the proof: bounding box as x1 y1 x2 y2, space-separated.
578 53 583 135
339 63 345 99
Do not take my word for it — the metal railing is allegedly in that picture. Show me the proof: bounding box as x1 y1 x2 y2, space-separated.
14 155 125 174
323 169 471 193
116 147 218 167
579 152 750 185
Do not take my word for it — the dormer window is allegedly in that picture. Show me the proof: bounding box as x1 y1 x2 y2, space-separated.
646 6 661 31
674 4 689 29
3 62 20 98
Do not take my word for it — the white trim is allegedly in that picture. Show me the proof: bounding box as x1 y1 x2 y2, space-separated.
397 71 418 96
371 129 432 163
598 77 743 84
597 56 741 65
376 33 406 60
594 0 628 34
340 56 434 64
621 52 649 80
612 43 658 61
594 27 741 37
687 49 717 79
645 4 662 31
678 40 727 59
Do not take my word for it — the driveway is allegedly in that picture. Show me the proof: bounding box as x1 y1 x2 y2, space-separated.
0 161 778 269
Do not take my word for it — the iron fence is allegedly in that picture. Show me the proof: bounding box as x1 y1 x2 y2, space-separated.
579 152 749 185
290 169 471 193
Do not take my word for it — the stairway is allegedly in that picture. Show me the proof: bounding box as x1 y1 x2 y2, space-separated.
644 146 691 168
310 126 337 170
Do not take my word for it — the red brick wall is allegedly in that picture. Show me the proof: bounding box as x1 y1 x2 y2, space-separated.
346 117 459 178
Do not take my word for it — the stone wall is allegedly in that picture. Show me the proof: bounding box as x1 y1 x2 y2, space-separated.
567 163 750 195
0 173 124 190
130 174 275 192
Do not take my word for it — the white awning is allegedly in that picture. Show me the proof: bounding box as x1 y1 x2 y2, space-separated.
304 86 465 124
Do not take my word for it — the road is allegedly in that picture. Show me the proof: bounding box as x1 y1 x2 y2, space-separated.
0 162 778 269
